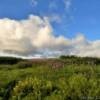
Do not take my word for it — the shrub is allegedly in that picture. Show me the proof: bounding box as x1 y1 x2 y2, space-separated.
17 61 33 69
11 77 53 100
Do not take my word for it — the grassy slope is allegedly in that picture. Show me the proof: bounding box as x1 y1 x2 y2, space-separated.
0 57 100 100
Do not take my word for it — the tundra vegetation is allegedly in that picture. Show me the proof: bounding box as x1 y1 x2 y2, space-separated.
0 56 100 100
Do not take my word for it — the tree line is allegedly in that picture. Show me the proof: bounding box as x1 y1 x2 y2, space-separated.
0 55 99 66
60 55 100 65
0 57 23 65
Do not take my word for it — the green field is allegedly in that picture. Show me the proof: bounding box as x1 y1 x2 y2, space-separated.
0 56 100 100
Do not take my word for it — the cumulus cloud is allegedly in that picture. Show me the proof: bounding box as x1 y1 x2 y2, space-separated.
0 15 99 58
0 15 69 58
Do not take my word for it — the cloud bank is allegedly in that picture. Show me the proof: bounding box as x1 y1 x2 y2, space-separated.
0 15 99 58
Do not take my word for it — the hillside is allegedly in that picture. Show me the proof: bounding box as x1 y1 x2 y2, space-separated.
0 56 100 100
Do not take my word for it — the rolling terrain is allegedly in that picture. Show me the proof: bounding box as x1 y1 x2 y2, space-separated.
0 56 100 100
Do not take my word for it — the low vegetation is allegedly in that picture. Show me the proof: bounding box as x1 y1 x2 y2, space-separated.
0 56 100 100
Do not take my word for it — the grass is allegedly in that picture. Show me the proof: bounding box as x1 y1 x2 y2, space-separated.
0 62 100 100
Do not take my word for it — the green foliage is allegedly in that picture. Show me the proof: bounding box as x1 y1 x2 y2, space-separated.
0 56 99 100
0 57 23 65
17 61 33 69
60 55 100 65
8 75 100 100
11 77 53 100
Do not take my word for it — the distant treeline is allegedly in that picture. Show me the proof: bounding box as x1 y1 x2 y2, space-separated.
60 55 100 65
0 56 100 65
0 57 23 65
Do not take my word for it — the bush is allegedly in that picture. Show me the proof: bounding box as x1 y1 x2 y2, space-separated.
17 61 33 69
11 77 53 100
10 75 100 100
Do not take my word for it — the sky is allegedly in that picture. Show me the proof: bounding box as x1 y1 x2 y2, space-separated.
0 0 99 58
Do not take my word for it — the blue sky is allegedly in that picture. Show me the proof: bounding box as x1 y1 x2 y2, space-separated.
0 0 100 58
0 0 100 41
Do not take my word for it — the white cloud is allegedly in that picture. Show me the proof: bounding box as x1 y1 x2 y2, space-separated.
0 15 99 58
0 15 69 57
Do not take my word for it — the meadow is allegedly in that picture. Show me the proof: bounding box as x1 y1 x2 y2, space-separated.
0 56 100 100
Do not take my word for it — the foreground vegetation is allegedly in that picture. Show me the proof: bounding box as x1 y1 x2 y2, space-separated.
0 56 100 100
